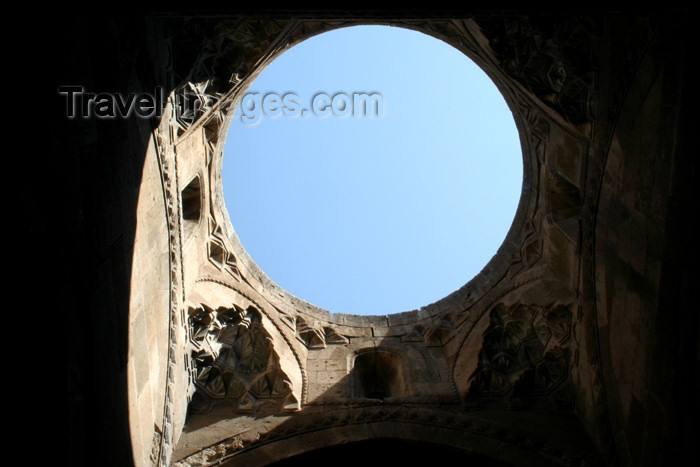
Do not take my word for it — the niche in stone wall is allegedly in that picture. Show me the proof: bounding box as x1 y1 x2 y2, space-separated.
548 173 581 242
352 350 405 400
181 174 202 239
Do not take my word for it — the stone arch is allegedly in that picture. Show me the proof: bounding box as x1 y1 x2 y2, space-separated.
142 18 579 465
48 12 694 467
120 14 618 467
175 408 601 466
267 438 509 466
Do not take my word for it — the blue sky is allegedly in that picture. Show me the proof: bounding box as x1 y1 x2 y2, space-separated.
222 25 522 316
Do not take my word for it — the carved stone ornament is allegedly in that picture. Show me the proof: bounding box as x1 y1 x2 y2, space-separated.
188 304 299 413
466 302 574 409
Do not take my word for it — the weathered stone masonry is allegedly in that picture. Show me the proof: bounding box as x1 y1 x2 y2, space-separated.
46 11 696 467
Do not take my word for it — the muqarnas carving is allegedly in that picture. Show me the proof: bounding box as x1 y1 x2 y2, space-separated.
476 16 597 124
466 303 573 409
207 221 241 280
296 316 349 349
188 304 298 413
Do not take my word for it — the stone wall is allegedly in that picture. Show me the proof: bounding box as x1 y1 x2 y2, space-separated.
42 11 696 467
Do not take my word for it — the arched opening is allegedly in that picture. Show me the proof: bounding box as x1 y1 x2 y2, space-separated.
221 24 522 316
